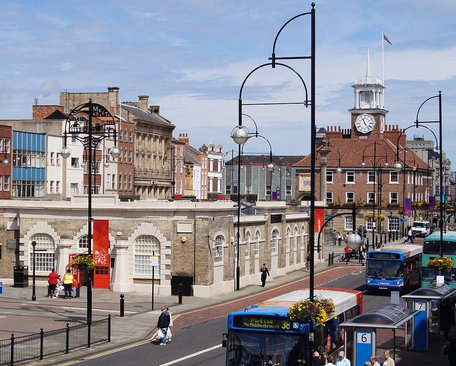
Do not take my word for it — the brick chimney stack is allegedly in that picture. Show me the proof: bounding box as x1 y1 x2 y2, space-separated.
107 86 119 115
138 95 149 111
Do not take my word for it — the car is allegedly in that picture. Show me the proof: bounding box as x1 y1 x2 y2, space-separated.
410 220 431 237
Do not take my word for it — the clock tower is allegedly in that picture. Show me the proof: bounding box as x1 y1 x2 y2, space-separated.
349 49 388 138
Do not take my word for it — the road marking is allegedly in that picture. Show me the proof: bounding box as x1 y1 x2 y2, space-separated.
159 344 222 366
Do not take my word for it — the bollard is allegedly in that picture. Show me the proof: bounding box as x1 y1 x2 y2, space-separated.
120 294 125 317
178 283 183 305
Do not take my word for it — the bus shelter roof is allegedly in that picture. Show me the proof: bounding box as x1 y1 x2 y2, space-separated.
402 283 456 300
341 304 418 329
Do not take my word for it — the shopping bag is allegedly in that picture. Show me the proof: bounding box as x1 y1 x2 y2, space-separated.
156 328 164 340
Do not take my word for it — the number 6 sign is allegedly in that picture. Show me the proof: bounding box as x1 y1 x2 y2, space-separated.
355 329 375 366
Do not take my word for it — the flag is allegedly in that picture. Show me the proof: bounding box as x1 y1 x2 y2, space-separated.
383 34 392 45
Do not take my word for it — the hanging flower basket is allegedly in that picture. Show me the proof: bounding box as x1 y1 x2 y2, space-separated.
363 213 386 222
288 297 336 326
427 257 454 272
70 255 96 270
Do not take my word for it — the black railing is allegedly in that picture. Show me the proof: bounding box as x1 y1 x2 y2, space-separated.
0 315 111 365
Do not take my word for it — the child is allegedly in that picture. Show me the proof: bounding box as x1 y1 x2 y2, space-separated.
54 279 64 298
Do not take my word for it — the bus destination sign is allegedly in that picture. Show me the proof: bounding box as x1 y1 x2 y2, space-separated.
233 315 293 331
369 252 400 259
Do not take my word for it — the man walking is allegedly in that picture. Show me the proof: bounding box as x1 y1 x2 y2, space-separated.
260 263 270 287
157 307 171 346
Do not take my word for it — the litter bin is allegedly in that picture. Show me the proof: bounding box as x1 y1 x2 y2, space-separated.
14 266 29 287
171 276 193 296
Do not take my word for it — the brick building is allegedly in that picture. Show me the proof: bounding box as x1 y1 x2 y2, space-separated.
295 57 432 239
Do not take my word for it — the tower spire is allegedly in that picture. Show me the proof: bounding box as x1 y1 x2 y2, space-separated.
366 48 371 83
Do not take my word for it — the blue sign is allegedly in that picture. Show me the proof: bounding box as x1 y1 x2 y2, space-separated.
355 329 375 366
0 282 2 295
413 300 428 350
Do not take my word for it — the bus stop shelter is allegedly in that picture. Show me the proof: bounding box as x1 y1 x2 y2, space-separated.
402 283 456 350
341 304 418 366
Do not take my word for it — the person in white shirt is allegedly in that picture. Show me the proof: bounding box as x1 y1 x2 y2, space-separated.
382 351 395 366
336 351 351 366
369 355 380 366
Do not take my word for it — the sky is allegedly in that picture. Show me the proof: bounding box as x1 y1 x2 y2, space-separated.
0 0 455 165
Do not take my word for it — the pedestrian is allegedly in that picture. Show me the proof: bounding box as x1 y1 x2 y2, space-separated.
260 263 270 287
166 306 173 342
54 279 63 298
48 268 60 299
337 233 343 246
332 229 337 246
157 306 171 346
407 228 414 243
369 356 380 366
312 351 324 366
325 354 336 366
72 276 79 298
62 269 74 299
306 253 310 270
344 245 350 264
336 351 351 366
381 350 395 366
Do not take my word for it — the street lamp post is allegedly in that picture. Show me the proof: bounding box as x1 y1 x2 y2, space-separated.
394 92 443 256
31 241 37 301
231 125 274 290
230 4 314 297
362 142 388 251
61 100 120 324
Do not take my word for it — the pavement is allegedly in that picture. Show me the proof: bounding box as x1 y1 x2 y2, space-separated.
0 239 450 366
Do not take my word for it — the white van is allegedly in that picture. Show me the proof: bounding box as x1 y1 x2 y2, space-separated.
410 221 431 237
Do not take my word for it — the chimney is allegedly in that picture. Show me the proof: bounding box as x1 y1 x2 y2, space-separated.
107 87 119 115
138 95 149 111
149 105 160 114
179 133 189 145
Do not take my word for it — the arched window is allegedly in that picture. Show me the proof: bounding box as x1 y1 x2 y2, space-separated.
271 229 279 253
286 228 291 253
294 228 298 252
254 231 260 258
214 235 223 263
29 234 55 272
245 232 250 258
134 235 160 276
301 226 306 249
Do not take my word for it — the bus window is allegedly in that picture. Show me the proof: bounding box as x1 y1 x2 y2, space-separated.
444 242 456 255
423 241 440 254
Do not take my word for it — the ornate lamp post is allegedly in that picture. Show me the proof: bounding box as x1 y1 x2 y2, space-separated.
61 100 120 325
31 240 37 301
362 141 388 250
231 124 273 290
393 92 443 256
230 4 315 298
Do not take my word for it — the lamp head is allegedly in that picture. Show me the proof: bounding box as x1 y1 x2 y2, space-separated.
393 161 403 172
110 146 121 159
231 125 250 145
60 146 71 159
267 163 274 170
336 166 342 173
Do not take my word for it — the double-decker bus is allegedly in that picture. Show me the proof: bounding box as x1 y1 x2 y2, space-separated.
366 244 422 292
421 231 456 288
223 288 363 366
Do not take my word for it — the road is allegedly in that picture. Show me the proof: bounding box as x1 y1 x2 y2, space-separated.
69 267 394 366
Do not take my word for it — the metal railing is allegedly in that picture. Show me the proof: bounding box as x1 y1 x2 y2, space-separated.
0 315 111 365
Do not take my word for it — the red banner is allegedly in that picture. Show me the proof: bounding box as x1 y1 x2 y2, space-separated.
93 220 109 266
315 208 325 234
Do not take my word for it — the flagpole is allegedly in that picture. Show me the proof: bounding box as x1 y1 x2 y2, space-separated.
381 32 385 87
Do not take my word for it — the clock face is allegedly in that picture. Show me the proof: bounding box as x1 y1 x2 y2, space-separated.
355 114 375 134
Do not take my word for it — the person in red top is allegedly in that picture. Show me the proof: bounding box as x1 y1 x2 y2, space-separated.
344 245 350 264
48 268 60 299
